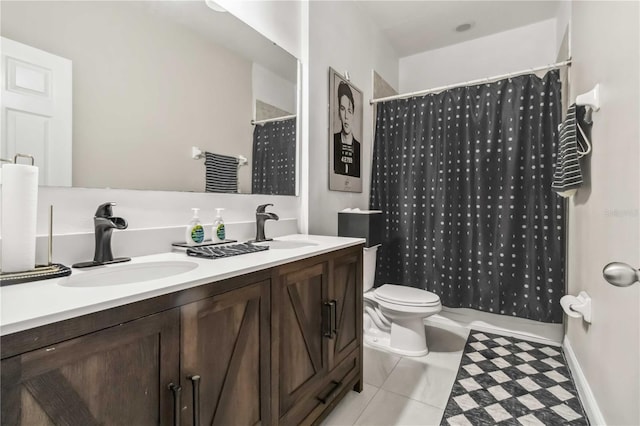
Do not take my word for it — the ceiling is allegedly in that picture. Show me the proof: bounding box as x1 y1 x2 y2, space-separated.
355 0 562 57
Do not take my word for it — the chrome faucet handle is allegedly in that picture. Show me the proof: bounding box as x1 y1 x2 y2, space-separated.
95 202 116 218
256 203 274 213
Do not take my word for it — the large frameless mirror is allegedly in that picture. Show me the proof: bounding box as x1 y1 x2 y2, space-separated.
0 0 299 195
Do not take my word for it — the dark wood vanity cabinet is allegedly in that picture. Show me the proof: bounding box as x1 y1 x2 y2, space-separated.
274 260 330 424
0 244 363 426
329 251 362 372
274 247 363 425
1 309 180 426
180 279 271 426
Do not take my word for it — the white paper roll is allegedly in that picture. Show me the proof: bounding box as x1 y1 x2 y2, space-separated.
560 295 582 319
560 291 592 323
1 164 39 273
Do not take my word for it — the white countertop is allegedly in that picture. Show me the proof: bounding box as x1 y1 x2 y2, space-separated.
1 234 364 336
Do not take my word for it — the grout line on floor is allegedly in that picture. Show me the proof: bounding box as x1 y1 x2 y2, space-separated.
371 349 454 414
377 351 402 390
352 322 470 425
351 384 381 425
380 385 447 411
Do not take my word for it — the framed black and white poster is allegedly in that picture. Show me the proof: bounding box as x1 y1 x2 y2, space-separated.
329 68 363 192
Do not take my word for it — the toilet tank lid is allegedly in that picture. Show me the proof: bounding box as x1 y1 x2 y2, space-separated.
374 284 441 306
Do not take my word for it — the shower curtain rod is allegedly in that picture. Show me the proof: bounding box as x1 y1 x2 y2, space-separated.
251 114 296 125
369 59 572 104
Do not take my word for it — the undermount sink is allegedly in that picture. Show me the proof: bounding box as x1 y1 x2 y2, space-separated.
60 261 199 288
255 239 319 250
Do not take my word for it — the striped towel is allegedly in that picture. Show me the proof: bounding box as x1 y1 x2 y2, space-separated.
552 104 583 197
204 152 239 193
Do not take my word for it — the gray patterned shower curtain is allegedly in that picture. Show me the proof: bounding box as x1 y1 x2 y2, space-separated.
370 71 565 323
252 118 296 195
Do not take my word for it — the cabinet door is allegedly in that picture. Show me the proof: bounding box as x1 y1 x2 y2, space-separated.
275 261 329 421
1 309 180 426
329 250 362 369
181 280 270 426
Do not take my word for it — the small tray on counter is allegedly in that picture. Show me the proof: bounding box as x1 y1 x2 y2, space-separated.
0 264 72 286
186 242 269 259
171 239 237 249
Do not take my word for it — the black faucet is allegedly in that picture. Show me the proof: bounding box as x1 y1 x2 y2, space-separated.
72 202 131 268
254 204 279 243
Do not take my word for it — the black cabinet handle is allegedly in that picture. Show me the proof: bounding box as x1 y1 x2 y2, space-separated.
316 380 342 404
168 383 182 426
323 300 338 338
189 375 201 426
330 299 338 337
323 301 333 338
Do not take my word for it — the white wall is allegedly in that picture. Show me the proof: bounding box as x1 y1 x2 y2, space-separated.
566 2 640 424
307 1 399 235
554 0 572 57
399 19 558 92
252 63 297 115
215 0 301 59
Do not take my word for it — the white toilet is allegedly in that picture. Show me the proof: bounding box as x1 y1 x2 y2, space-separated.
363 245 442 356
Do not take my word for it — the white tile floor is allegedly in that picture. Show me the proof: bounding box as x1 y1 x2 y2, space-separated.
322 322 471 426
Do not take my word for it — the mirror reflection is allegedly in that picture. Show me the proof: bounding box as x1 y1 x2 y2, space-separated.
0 0 298 195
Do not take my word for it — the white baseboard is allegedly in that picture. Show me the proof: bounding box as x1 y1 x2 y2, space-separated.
425 306 563 346
562 336 606 426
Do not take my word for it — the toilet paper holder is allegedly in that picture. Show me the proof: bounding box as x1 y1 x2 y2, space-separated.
560 291 592 324
13 153 35 165
0 154 34 165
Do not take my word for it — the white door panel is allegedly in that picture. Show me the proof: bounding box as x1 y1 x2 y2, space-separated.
5 110 51 185
1 37 72 186
7 57 51 97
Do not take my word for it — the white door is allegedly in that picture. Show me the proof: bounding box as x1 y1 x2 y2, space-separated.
1 37 72 186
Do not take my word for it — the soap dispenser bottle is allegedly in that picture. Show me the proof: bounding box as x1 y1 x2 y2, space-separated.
212 208 226 243
185 208 205 245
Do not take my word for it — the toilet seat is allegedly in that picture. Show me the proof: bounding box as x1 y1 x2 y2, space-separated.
374 284 440 307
